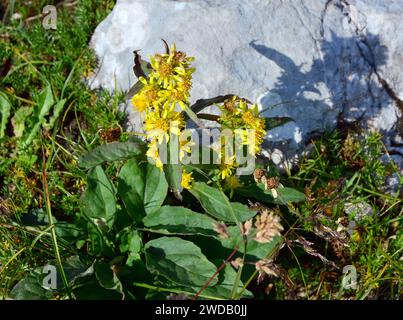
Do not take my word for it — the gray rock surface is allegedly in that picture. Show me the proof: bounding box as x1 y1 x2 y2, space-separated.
88 0 403 170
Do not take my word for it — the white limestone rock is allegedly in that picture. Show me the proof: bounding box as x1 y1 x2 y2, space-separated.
89 0 403 169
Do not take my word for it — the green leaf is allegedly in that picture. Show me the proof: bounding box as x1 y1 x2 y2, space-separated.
125 80 144 100
140 60 153 76
189 182 253 222
264 117 294 131
144 236 218 287
35 85 54 119
44 98 66 130
9 257 91 300
143 206 218 236
118 228 142 254
144 164 168 214
118 228 143 265
61 256 93 288
94 261 124 298
72 276 123 300
81 166 116 229
0 91 11 139
192 263 253 299
189 182 235 222
236 184 274 203
78 141 144 170
55 222 82 241
236 184 305 205
118 160 168 217
164 163 182 193
182 103 204 127
276 187 306 204
22 85 54 147
118 159 145 221
10 268 53 300
231 202 258 222
11 106 33 138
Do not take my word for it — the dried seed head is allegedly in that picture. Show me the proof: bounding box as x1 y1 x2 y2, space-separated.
174 51 187 63
265 176 280 190
254 210 284 243
255 259 279 284
293 237 338 269
99 127 122 142
247 200 267 212
213 222 229 239
223 99 237 113
253 168 267 183
313 222 348 245
241 219 253 236
231 257 244 270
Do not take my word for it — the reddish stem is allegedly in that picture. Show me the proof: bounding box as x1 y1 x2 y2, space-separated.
192 245 239 300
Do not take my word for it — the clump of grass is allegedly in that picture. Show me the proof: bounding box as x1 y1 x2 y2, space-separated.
0 0 121 298
268 130 402 300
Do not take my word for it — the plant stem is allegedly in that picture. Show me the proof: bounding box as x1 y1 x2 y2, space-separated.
42 145 73 299
231 236 247 299
192 245 240 300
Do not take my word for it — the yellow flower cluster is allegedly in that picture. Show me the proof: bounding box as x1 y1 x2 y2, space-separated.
131 44 266 197
180 169 194 190
214 97 266 186
218 97 266 157
131 44 195 169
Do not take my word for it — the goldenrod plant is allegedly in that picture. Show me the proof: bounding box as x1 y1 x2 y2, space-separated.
1 5 401 299
5 43 305 300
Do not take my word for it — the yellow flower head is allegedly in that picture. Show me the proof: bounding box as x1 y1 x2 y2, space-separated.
223 175 242 198
131 92 148 113
157 84 191 111
179 132 195 161
181 169 194 190
144 109 185 143
219 98 266 157
222 97 237 113
219 155 237 180
150 44 195 89
131 77 161 112
146 139 163 169
242 110 258 127
132 43 195 121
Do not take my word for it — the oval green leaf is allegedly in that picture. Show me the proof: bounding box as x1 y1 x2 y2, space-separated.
78 141 144 170
144 237 218 287
144 164 168 215
81 166 116 229
189 182 235 222
118 159 145 221
143 206 217 236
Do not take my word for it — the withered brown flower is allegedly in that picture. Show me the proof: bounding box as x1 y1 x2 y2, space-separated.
253 168 267 184
255 259 280 284
231 257 244 270
265 176 280 190
241 219 253 236
213 222 229 239
254 210 284 243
